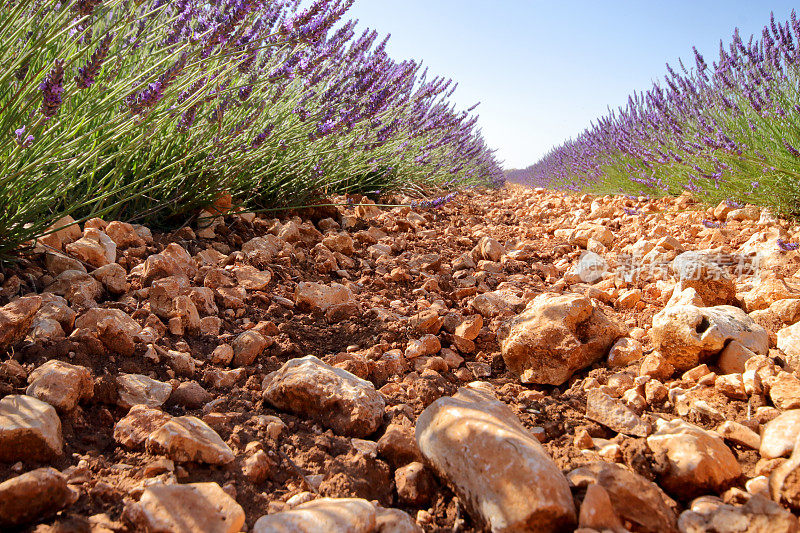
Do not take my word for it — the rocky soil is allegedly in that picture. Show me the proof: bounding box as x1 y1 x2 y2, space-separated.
2 186 800 532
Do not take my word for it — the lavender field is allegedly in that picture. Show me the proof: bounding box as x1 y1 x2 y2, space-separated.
0 0 502 261
519 11 800 217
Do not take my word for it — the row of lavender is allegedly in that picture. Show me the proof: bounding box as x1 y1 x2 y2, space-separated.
0 0 503 260
525 11 800 216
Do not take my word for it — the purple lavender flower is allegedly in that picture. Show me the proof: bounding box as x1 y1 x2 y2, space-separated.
14 126 34 148
75 33 113 89
778 239 800 252
126 53 187 115
177 103 201 132
71 0 102 18
39 60 65 119
251 124 275 149
784 139 800 157
15 61 29 82
238 85 253 101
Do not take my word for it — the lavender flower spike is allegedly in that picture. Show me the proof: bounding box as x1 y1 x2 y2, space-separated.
71 0 103 18
14 126 34 148
39 60 65 119
75 33 114 89
784 139 800 158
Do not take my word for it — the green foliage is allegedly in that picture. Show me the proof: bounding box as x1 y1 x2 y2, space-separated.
0 0 500 261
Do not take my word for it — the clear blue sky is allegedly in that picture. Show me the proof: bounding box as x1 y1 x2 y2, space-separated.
341 1 799 169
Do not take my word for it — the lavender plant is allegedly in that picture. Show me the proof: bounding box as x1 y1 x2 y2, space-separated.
528 11 800 217
0 0 502 260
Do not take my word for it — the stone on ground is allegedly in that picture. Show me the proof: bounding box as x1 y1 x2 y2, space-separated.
116 374 173 409
670 251 737 306
567 462 679 533
124 482 245 533
114 405 173 449
294 282 353 312
26 359 93 412
646 418 741 499
677 495 798 533
0 468 77 527
470 289 526 318
252 497 376 533
499 292 624 385
0 394 63 462
416 382 576 532
262 355 385 438
585 389 651 437
231 330 268 366
761 410 800 459
0 296 41 351
146 416 235 464
650 304 769 372
578 484 625 532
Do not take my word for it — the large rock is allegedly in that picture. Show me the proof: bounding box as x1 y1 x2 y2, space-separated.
26 359 93 412
149 275 192 318
607 337 644 368
744 277 796 312
114 405 173 449
585 389 651 437
92 262 129 295
0 296 41 351
499 293 624 385
44 251 86 276
294 282 353 312
572 222 613 248
64 228 116 267
376 423 424 467
778 321 800 363
124 482 244 533
36 293 76 333
567 462 678 533
116 374 173 409
146 416 235 464
650 304 769 372
161 243 198 279
253 497 376 533
769 433 800 510
231 330 267 366
761 410 800 459
141 245 196 287
375 506 423 533
233 265 272 291
45 270 103 306
670 251 737 306
578 484 625 531
646 418 741 499
0 468 76 527
105 220 146 248
75 308 142 337
416 382 576 532
262 356 384 438
769 371 800 410
564 251 609 284
471 290 526 318
0 395 63 462
472 236 506 262
242 235 283 263
678 494 799 533
29 317 64 341
38 215 81 251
